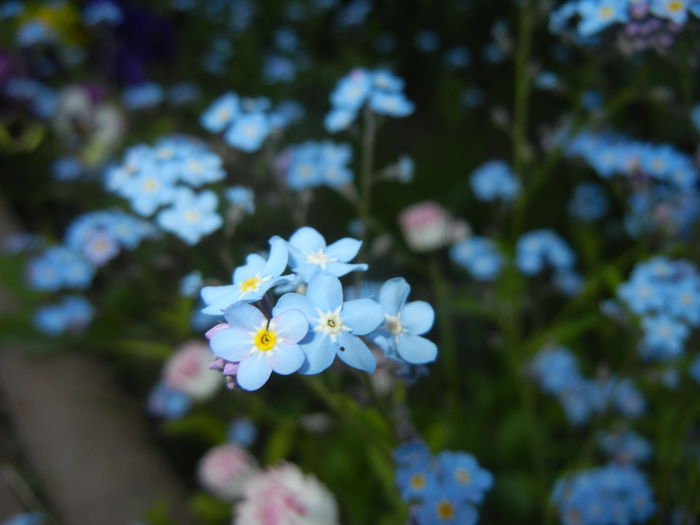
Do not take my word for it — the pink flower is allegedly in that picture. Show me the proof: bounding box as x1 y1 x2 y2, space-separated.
399 201 469 252
235 463 339 525
163 341 221 400
198 443 258 501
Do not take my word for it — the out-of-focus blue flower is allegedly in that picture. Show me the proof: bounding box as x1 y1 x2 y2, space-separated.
157 188 222 245
179 150 225 186
0 512 44 525
282 141 354 190
415 29 440 52
577 0 629 37
335 0 371 26
470 160 520 202
16 20 56 46
262 54 297 84
201 237 292 314
273 272 383 374
641 315 689 359
598 430 652 465
273 27 298 51
370 277 437 365
51 157 83 181
180 271 203 297
516 229 576 276
147 382 191 419
122 82 164 110
531 347 581 395
224 112 270 152
552 464 655 525
460 87 484 108
201 92 239 133
208 302 308 390
443 46 471 69
650 0 689 24
568 182 609 221
228 417 257 447
689 354 700 384
83 0 123 26
450 237 503 281
535 70 560 90
225 186 255 214
437 451 493 504
168 82 200 105
27 247 95 291
287 227 367 282
0 1 22 19
416 489 478 525
34 295 94 336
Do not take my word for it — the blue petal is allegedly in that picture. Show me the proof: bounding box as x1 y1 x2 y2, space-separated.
336 332 376 373
307 272 343 312
272 308 308 344
262 236 289 277
273 292 316 319
379 277 410 316
289 226 326 252
396 333 437 364
299 333 336 374
325 237 362 262
224 302 266 331
270 343 305 375
326 261 368 277
233 253 266 283
400 301 434 335
342 298 383 335
201 284 239 314
237 353 272 391
210 328 252 362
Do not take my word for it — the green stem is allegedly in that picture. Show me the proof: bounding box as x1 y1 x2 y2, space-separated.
357 106 377 264
512 0 536 180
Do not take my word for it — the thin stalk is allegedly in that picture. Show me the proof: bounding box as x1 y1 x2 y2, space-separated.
512 0 536 180
357 106 378 265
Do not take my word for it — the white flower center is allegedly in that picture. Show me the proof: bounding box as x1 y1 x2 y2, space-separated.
305 250 336 269
385 314 404 338
314 307 349 342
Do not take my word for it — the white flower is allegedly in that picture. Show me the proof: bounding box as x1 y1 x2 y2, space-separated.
163 341 221 400
198 444 258 501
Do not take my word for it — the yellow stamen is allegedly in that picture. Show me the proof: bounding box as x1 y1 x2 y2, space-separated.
254 328 276 352
241 277 262 292
436 500 455 519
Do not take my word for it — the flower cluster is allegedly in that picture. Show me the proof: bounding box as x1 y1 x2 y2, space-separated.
598 429 652 465
200 92 300 152
550 0 699 52
449 237 504 281
201 226 438 391
278 140 354 191
105 136 226 244
394 441 493 525
325 68 414 132
516 229 581 294
33 295 93 336
616 257 700 360
551 464 655 525
567 182 609 222
530 347 646 424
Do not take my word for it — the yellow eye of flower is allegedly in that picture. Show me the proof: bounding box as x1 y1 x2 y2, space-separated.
436 500 455 519
409 474 425 489
142 178 159 192
599 6 614 19
669 0 683 11
241 277 262 292
455 467 472 485
254 328 277 351
184 209 201 223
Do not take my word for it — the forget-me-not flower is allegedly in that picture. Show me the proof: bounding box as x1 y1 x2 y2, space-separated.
287 226 367 282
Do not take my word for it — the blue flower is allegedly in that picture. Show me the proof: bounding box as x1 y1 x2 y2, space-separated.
224 112 271 152
0 512 44 525
273 272 383 374
147 382 191 419
227 417 257 447
26 247 95 291
208 302 308 390
577 0 629 37
370 277 437 365
568 182 609 221
201 236 292 314
157 188 222 245
121 166 178 217
83 1 123 26
287 226 367 282
180 271 203 297
416 488 478 525
598 430 652 465
450 237 503 281
436 451 494 504
470 160 519 202
641 314 689 359
650 0 689 24
179 151 225 186
122 82 164 110
396 461 440 502
225 185 256 214
201 92 240 133
34 295 94 336
516 229 576 276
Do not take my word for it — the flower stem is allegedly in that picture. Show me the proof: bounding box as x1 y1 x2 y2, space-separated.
357 106 377 264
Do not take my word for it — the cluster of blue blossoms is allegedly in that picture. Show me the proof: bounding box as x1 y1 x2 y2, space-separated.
469 161 519 203
105 136 227 245
325 68 414 132
598 429 652 465
394 441 493 525
531 347 645 424
34 295 94 337
201 226 437 391
550 0 700 51
567 182 610 222
551 464 655 525
449 237 503 282
617 257 700 360
200 91 301 152
280 141 354 191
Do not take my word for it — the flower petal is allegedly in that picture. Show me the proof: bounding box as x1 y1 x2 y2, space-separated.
233 254 266 283
400 300 435 335
396 333 437 364
223 302 267 331
262 236 289 277
325 261 368 277
342 298 384 335
307 272 343 312
271 309 309 344
336 332 376 373
236 353 273 391
270 344 305 375
325 237 362 262
210 328 253 362
289 226 326 252
379 277 410 316
299 333 336 374
273 292 316 319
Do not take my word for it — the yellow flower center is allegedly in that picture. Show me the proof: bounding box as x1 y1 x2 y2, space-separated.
142 177 159 193
409 474 425 490
599 6 614 19
455 467 472 485
241 277 262 292
669 0 683 11
436 500 455 520
184 209 201 223
254 328 277 352
385 314 404 337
